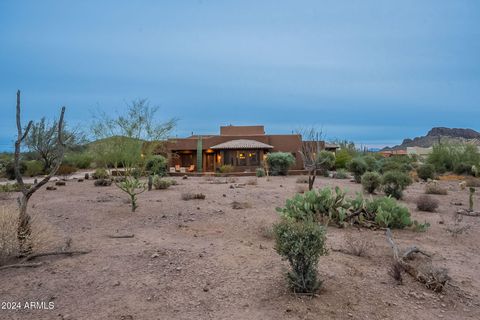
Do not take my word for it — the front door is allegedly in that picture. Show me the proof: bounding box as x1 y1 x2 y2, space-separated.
205 153 215 172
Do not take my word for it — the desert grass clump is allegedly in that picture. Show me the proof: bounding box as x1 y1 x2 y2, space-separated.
344 233 372 257
274 219 327 294
296 176 309 184
259 224 274 239
381 170 412 199
333 169 349 179
181 192 206 200
361 171 381 194
153 177 172 190
231 201 252 209
295 185 308 194
465 177 480 188
416 195 439 212
0 206 56 264
94 178 112 187
425 182 448 195
256 168 266 177
219 164 234 174
246 178 257 185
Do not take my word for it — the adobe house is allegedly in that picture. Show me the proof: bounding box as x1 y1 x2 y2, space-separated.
165 125 337 173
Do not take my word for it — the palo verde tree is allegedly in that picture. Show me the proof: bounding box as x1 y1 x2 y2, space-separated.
13 90 67 254
91 98 176 212
24 117 83 172
298 128 334 190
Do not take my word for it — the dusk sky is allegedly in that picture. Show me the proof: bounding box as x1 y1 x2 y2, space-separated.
1 1 479 151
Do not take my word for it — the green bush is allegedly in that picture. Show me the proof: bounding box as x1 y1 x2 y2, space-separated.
219 164 234 174
63 152 93 169
274 219 327 294
25 160 44 177
417 164 435 181
317 151 335 174
378 156 414 174
366 197 412 228
347 158 367 183
428 143 480 174
153 176 172 190
255 167 265 177
146 155 168 176
266 152 295 176
363 155 378 172
334 149 352 169
5 161 27 180
381 170 412 199
92 168 109 179
333 169 349 179
361 172 381 194
453 163 474 176
0 182 31 192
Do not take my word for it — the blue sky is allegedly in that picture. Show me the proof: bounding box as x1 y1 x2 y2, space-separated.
1 0 479 151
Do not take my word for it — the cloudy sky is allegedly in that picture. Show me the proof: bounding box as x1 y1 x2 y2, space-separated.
0 0 479 151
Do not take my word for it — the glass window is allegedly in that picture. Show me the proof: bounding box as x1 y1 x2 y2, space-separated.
248 151 259 166
237 151 247 166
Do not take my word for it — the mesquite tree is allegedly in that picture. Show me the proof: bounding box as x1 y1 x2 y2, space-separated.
14 90 66 254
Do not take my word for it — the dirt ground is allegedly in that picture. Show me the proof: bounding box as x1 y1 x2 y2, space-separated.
0 175 479 320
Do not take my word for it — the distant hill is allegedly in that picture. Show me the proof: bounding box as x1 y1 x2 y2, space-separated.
382 127 480 151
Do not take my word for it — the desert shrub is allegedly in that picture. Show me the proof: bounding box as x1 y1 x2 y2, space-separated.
0 206 56 264
231 201 252 209
425 182 448 195
153 176 172 190
63 152 93 169
317 151 335 174
366 197 412 228
94 178 112 187
181 192 206 200
381 170 412 199
274 219 327 294
246 178 257 185
266 152 295 176
417 164 435 181
416 195 439 212
92 168 109 179
428 143 480 174
453 163 475 176
344 233 372 257
333 169 349 179
0 183 31 193
465 177 480 187
378 156 414 174
296 176 309 184
361 172 381 194
5 161 27 180
363 155 378 172
295 185 308 194
25 160 44 177
334 149 352 169
146 155 168 176
219 164 234 174
57 164 77 176
256 168 266 177
347 158 367 183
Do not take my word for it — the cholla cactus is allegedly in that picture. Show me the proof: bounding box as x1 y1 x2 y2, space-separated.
472 165 479 178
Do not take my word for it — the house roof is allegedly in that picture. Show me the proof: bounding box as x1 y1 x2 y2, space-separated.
210 139 274 150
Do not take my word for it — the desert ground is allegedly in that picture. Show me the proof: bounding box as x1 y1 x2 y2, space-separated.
0 175 479 320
